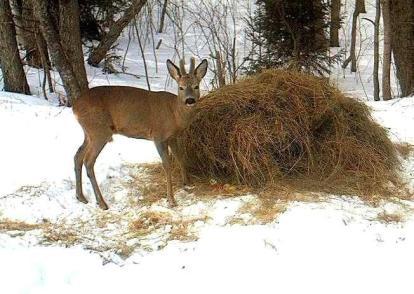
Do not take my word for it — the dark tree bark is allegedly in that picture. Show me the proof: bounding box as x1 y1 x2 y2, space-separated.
32 0 80 105
373 0 380 101
21 0 43 67
59 0 88 91
133 20 151 90
11 0 46 68
87 0 147 67
389 0 414 97
34 25 53 95
215 50 226 88
9 0 24 46
12 0 52 94
357 0 366 13
16 0 52 71
0 0 30 94
330 0 341 47
381 0 392 100
158 0 168 33
342 0 365 72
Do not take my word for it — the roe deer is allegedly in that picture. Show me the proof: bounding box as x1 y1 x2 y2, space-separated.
73 58 208 210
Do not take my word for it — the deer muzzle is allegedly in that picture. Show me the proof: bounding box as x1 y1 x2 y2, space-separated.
185 97 196 106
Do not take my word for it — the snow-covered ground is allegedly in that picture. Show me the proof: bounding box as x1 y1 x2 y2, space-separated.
1 1 414 293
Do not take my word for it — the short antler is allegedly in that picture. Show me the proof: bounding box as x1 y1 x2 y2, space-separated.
179 59 186 75
178 57 196 75
189 57 196 74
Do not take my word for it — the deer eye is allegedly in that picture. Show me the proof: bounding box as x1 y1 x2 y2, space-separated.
194 85 199 90
179 87 184 90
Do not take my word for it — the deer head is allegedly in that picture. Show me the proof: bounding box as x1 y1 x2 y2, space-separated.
167 57 208 107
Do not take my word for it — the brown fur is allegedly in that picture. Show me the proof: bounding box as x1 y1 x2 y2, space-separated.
73 59 208 210
73 87 191 141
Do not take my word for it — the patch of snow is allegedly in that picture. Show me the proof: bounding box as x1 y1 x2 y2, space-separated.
1 0 414 293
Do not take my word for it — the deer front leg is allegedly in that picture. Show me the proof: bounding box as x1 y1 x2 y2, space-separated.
155 141 177 207
169 138 190 187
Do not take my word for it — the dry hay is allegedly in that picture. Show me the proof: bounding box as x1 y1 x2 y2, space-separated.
42 223 80 246
128 210 207 243
395 142 414 160
0 219 44 232
229 199 287 225
0 218 81 246
124 162 252 205
176 69 406 200
375 211 404 224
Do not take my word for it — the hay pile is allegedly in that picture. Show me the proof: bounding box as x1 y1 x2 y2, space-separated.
176 70 401 197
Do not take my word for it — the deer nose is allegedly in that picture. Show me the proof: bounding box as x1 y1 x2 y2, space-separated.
185 97 196 106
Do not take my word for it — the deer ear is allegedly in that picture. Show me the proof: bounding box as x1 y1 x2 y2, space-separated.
167 59 181 81
194 59 208 80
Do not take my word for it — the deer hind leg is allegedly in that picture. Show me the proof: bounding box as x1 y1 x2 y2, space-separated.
84 137 110 210
74 137 88 204
155 141 177 207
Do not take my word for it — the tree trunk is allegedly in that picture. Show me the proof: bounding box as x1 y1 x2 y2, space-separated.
158 0 168 33
389 0 414 97
12 0 46 68
12 0 51 69
342 0 365 72
134 20 151 91
356 0 366 13
32 0 80 105
9 0 24 46
34 26 53 94
215 50 226 88
59 0 88 91
87 0 147 67
330 0 341 47
0 0 30 94
373 0 380 101
381 0 392 100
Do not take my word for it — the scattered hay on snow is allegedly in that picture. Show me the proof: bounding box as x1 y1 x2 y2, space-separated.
375 211 404 224
176 69 405 199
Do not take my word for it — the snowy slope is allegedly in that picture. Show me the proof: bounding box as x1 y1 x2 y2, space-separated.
1 0 414 293
1 85 413 294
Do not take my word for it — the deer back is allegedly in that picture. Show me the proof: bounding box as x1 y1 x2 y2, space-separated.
73 86 187 142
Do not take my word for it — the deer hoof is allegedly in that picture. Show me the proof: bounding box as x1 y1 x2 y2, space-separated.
76 195 88 204
98 201 109 210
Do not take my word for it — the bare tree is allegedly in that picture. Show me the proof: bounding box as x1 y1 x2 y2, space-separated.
330 0 341 47
359 0 366 12
166 0 186 58
342 0 366 72
10 0 44 68
0 0 30 94
158 0 168 33
185 0 251 87
87 0 147 67
134 19 151 90
34 25 53 98
373 0 380 101
389 0 414 97
215 50 226 88
381 0 392 100
11 0 53 96
59 0 88 91
32 0 80 105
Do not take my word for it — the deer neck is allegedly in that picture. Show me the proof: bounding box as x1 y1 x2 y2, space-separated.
173 98 193 131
